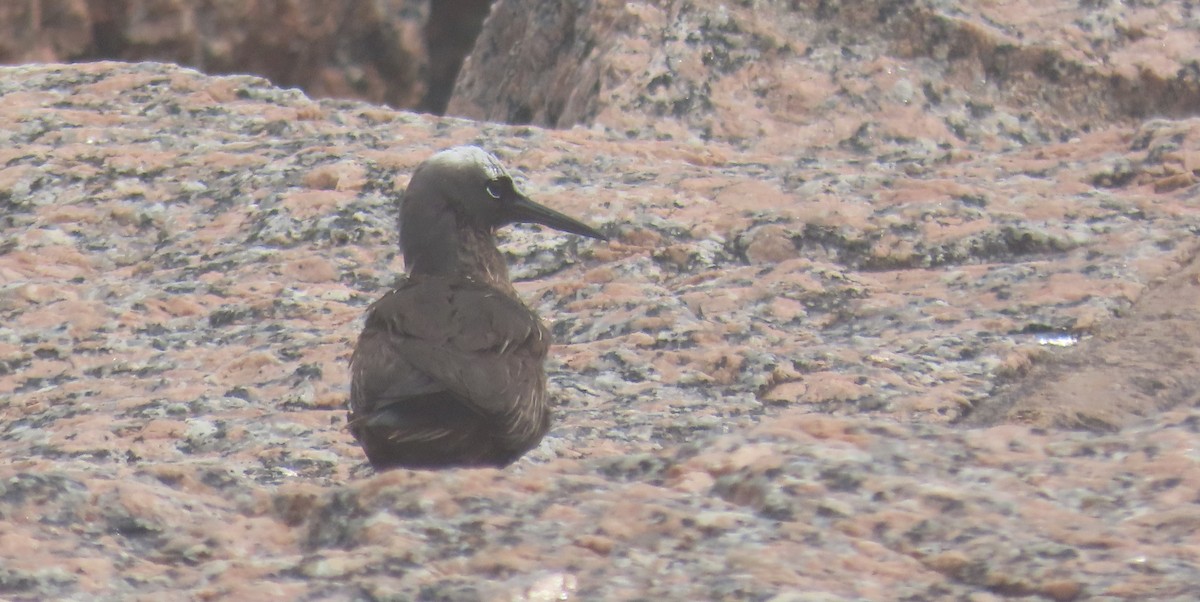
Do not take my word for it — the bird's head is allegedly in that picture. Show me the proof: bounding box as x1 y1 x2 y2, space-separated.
400 146 606 259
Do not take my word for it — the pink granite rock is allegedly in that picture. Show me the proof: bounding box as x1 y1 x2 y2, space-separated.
0 0 1199 598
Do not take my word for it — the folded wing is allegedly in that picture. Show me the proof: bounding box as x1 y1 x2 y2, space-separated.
348 275 551 457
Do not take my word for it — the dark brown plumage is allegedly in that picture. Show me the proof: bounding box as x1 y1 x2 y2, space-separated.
348 146 605 470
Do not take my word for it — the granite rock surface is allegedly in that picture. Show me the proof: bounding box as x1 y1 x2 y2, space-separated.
1 0 1200 599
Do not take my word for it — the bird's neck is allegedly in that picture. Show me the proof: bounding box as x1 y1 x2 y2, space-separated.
405 227 515 291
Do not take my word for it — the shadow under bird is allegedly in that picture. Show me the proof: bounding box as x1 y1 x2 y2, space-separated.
348 146 606 470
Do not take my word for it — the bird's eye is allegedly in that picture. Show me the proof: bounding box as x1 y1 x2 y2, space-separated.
485 179 507 200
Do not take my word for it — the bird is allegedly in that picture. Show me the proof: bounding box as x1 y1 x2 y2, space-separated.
347 146 606 470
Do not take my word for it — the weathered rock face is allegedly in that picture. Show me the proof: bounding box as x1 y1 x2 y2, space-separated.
454 0 1200 427
1 0 1200 599
0 0 92 63
452 0 1200 146
0 0 435 108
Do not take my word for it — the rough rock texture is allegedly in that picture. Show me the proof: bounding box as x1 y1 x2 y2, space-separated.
0 0 435 109
451 0 1200 137
1 0 1200 600
450 0 1200 429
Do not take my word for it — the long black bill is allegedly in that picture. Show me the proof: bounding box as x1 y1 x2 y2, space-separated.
511 194 608 241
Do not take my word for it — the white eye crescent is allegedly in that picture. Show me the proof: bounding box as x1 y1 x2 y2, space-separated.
484 177 513 201
485 179 506 200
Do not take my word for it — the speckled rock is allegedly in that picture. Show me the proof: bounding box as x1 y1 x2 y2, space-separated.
452 0 1200 147
1 0 1199 596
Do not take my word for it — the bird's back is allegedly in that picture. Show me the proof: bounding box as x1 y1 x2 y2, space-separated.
348 274 552 469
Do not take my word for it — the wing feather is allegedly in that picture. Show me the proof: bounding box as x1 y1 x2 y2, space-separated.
350 276 550 418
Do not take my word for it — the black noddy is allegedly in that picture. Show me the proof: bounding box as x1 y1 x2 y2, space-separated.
347 146 606 470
